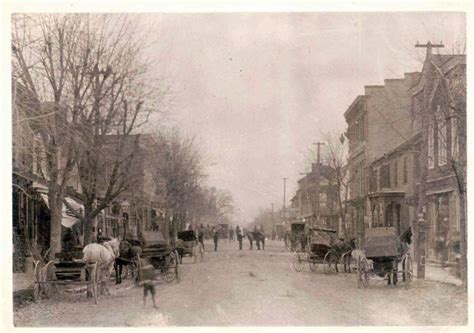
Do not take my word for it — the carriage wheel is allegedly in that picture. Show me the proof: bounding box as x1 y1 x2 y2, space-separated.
42 261 56 298
403 254 413 289
357 257 370 288
292 253 305 272
33 260 45 302
323 251 339 274
163 252 178 283
308 255 318 272
341 251 352 273
192 247 198 264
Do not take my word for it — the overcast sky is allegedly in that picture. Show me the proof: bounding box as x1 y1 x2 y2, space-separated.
140 12 465 223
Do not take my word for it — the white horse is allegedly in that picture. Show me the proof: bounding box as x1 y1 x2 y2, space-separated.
83 238 120 295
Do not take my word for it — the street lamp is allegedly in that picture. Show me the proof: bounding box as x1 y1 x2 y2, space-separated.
121 199 130 240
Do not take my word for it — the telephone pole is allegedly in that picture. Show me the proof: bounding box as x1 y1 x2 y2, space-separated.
313 141 325 228
414 41 444 280
282 177 288 223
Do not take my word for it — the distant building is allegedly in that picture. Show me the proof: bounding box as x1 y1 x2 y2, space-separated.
292 163 339 233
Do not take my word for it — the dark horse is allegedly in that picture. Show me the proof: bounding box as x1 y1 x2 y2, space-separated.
114 240 143 284
254 232 265 250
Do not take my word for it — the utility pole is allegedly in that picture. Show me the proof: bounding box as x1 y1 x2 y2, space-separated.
313 141 325 228
414 41 444 280
282 177 288 224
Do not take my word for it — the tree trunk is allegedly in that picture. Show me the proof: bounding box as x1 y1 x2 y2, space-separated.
83 204 96 245
458 191 467 288
48 192 63 260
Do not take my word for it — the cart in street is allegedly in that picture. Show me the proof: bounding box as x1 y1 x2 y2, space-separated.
33 251 99 304
176 230 203 264
136 232 180 283
357 227 413 288
292 227 341 274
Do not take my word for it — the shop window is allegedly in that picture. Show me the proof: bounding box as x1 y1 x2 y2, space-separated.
403 157 408 184
380 164 390 189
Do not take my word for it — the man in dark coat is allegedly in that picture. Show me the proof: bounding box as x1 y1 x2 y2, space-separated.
236 226 244 250
213 228 219 251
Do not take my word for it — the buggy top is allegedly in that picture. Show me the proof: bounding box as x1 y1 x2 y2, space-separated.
363 227 400 258
142 231 166 248
177 230 196 242
308 227 336 247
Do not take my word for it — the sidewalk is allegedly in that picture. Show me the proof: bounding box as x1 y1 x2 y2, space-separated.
420 263 462 286
13 272 34 292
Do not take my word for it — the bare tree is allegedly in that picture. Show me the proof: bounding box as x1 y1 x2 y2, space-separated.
12 14 91 258
70 14 162 245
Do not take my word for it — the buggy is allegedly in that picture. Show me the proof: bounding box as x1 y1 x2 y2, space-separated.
176 230 203 264
136 232 180 283
357 227 413 288
292 227 341 274
33 251 99 304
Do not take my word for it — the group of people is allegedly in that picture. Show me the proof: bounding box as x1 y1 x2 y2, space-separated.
235 225 266 251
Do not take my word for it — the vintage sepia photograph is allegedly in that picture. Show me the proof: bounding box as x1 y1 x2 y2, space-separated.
5 1 470 329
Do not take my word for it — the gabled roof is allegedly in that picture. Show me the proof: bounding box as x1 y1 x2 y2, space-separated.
411 53 466 94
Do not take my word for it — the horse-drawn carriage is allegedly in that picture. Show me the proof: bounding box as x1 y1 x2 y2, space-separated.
33 251 99 304
292 227 353 274
135 232 180 283
357 227 413 288
176 230 203 264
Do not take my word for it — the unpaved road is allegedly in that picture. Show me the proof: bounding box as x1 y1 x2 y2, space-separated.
13 239 467 326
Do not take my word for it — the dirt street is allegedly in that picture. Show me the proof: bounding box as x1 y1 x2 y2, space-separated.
13 239 467 326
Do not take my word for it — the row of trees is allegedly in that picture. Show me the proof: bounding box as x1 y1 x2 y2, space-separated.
12 14 234 258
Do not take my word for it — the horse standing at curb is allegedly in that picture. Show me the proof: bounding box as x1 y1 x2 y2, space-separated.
83 238 120 295
114 240 143 284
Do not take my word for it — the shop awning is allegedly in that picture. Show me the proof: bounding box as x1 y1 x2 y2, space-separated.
39 193 84 228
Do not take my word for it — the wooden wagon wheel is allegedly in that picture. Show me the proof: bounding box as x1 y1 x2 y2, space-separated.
341 250 353 273
162 252 178 283
403 254 413 289
33 260 45 302
357 257 370 288
323 250 339 274
192 246 198 264
308 253 318 272
292 253 305 272
42 261 56 298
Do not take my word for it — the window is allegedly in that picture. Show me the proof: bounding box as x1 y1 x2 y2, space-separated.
403 157 408 184
380 164 390 189
428 121 435 169
438 116 447 166
369 168 377 192
393 161 398 187
319 193 327 208
451 115 458 159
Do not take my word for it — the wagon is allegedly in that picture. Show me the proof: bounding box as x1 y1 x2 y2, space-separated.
135 232 180 283
176 230 203 264
33 251 99 304
357 227 413 289
292 227 341 274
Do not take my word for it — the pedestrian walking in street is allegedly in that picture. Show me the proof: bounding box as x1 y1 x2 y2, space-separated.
236 225 243 250
213 228 219 251
198 225 205 250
